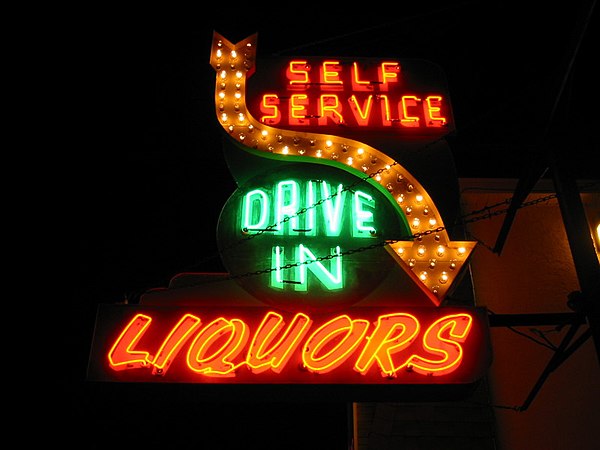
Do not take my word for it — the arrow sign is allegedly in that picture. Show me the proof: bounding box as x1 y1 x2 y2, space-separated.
209 32 475 306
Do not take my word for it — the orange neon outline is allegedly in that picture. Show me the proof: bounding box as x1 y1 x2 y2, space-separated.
354 313 420 377
405 313 473 376
378 94 392 126
424 95 447 126
108 314 153 371
318 94 344 125
348 94 373 126
320 60 343 86
260 94 281 124
151 314 202 375
400 95 421 126
302 315 370 374
186 317 249 377
352 62 371 91
289 94 310 125
379 62 400 90
287 60 310 85
104 310 480 380
246 312 312 374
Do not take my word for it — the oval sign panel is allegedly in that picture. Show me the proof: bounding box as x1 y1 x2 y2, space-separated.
217 162 410 312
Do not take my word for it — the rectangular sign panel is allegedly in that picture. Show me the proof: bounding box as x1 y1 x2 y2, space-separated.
88 304 490 385
246 57 455 140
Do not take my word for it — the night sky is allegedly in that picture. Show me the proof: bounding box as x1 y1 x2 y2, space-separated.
72 4 597 448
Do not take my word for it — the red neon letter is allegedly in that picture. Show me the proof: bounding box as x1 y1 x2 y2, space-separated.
321 61 343 89
400 95 421 127
352 62 372 91
289 94 310 126
246 312 312 374
151 314 202 376
406 314 473 376
379 62 400 91
302 315 369 374
287 60 310 87
354 313 420 377
108 314 153 371
424 95 447 127
260 94 281 125
186 318 249 377
378 95 393 126
318 95 344 125
348 95 373 126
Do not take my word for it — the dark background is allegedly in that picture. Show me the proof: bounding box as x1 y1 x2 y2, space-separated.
73 4 597 448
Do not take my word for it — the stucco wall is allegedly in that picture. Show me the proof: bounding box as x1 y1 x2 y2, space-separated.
460 179 599 450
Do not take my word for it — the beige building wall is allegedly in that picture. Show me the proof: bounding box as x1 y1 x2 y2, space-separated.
460 178 599 450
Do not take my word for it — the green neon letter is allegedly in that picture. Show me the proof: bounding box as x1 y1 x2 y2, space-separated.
276 180 300 235
353 190 376 237
304 180 317 236
297 244 343 291
243 189 269 232
321 182 345 237
271 245 285 289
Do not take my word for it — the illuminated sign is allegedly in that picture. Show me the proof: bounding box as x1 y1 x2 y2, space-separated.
218 162 409 310
87 32 486 393
88 305 491 384
245 57 454 140
211 32 474 306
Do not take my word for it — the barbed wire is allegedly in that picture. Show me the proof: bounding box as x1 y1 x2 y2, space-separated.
180 179 600 288
461 191 561 224
460 181 598 251
218 161 400 254
227 226 445 282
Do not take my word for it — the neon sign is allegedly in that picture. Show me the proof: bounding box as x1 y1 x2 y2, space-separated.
242 178 375 239
88 305 491 384
87 32 488 392
217 162 410 310
211 32 475 306
246 58 454 138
